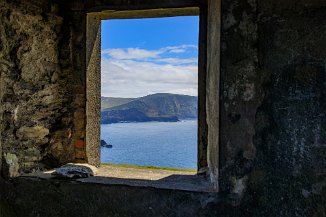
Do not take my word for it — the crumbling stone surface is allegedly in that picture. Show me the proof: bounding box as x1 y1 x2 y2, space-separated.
2 153 19 178
219 0 260 197
0 0 86 174
218 0 326 216
16 126 49 141
249 3 326 217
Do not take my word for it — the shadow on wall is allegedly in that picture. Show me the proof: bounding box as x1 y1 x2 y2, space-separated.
0 198 16 217
251 58 326 216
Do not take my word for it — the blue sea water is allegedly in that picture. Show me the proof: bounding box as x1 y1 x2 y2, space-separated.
100 120 197 169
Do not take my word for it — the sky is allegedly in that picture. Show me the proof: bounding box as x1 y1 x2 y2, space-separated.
101 16 199 98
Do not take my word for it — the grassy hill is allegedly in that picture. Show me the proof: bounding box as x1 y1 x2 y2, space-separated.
101 93 197 124
101 97 135 110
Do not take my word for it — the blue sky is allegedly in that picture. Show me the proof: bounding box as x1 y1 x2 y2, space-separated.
101 16 199 98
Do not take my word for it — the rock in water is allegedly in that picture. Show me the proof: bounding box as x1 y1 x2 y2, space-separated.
100 139 107 147
53 163 97 178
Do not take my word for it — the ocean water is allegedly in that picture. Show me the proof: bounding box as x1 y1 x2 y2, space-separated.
100 120 197 169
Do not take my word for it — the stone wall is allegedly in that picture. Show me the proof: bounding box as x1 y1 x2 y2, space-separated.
206 0 221 190
251 1 326 215
0 0 325 216
0 177 220 217
219 0 260 198
0 0 86 175
218 0 326 216
85 15 101 167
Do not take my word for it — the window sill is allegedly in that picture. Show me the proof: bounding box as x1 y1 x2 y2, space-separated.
21 165 216 193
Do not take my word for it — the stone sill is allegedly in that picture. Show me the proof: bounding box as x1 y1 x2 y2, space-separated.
20 165 216 193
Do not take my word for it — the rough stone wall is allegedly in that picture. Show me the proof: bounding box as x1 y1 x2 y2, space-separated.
219 0 260 197
206 0 221 190
0 0 86 175
59 7 88 165
250 1 326 216
1 177 220 217
219 0 326 216
85 15 101 167
0 0 325 216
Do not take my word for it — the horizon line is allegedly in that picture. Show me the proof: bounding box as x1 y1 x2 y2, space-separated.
101 92 198 98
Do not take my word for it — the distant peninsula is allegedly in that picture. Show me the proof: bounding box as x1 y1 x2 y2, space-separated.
101 93 198 124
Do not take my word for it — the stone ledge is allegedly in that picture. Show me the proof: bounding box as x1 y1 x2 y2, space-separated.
2 175 221 217
20 165 216 193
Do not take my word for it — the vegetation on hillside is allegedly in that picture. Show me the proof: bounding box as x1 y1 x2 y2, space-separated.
101 93 197 124
101 97 135 110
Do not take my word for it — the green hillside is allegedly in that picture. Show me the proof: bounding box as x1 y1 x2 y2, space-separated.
101 97 135 110
101 93 198 124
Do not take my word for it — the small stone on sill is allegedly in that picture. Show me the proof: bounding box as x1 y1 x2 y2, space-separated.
53 163 98 179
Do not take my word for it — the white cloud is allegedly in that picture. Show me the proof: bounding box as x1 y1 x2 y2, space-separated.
102 48 162 60
101 45 198 98
155 57 197 64
165 45 198 50
102 45 198 60
168 48 185 53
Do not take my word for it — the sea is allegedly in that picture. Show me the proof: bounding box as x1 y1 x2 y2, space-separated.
100 120 197 169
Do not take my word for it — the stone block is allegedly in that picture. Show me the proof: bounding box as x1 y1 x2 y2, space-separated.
75 149 86 159
74 140 85 149
16 126 49 140
3 153 19 178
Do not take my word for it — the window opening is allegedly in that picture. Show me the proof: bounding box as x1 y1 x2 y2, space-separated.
100 16 199 170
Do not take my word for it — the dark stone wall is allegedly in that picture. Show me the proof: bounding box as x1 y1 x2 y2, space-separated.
250 1 326 216
219 0 260 198
1 177 220 217
58 8 88 164
0 0 87 175
219 0 326 216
